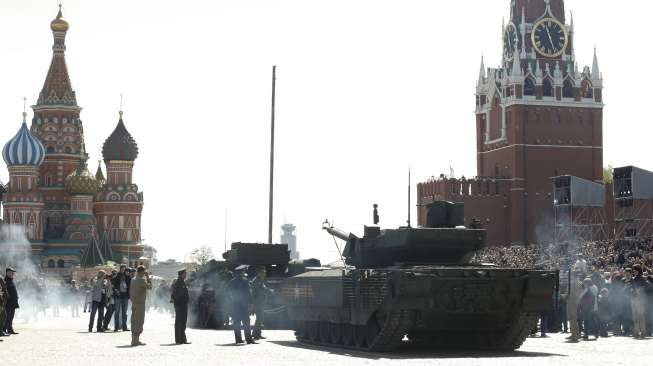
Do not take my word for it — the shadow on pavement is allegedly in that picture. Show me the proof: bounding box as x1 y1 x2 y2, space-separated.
269 341 566 360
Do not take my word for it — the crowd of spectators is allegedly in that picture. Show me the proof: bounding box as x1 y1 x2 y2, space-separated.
475 238 653 341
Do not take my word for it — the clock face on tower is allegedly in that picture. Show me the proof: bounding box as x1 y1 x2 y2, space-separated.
503 23 519 61
531 18 569 58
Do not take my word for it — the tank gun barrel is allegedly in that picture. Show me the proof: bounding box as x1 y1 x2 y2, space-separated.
322 221 353 241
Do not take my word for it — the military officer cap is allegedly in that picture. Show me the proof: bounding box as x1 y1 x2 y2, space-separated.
177 268 187 275
5 267 16 273
234 265 248 272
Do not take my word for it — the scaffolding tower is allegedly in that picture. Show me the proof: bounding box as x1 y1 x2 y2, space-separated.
553 175 608 244
613 166 653 240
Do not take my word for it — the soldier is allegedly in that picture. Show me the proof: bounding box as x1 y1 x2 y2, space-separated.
250 266 273 340
129 265 152 346
0 273 6 340
3 268 19 335
171 268 190 345
566 265 583 341
227 265 256 344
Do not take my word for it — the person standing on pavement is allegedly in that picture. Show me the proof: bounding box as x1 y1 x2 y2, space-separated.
129 265 151 346
113 264 131 332
3 268 19 335
171 268 190 345
566 266 583 341
227 266 256 344
250 266 273 340
103 271 117 331
630 264 648 339
88 270 109 333
0 273 7 340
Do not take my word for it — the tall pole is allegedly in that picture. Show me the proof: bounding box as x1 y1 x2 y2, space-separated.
407 166 411 228
268 66 276 244
224 208 228 252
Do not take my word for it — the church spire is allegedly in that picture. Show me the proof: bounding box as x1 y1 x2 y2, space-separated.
38 4 76 107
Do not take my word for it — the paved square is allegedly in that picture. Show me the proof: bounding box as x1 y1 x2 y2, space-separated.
1 311 649 366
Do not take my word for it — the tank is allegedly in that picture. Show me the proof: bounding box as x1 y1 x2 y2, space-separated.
187 242 318 329
280 201 558 352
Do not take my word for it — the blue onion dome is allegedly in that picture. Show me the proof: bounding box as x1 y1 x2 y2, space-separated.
65 158 99 196
3 113 46 167
102 111 138 161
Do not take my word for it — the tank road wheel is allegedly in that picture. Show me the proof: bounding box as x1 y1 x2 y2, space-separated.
328 322 343 345
353 325 368 348
341 324 354 346
307 321 319 342
318 322 330 343
294 321 307 340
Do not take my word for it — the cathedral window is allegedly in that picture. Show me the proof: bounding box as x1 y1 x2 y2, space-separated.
563 79 574 98
576 112 583 126
524 77 535 96
47 146 55 153
542 78 553 97
48 259 55 268
57 259 65 268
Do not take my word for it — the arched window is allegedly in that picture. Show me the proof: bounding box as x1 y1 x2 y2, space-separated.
524 77 535 96
48 259 55 268
47 146 55 153
563 79 574 98
64 146 72 154
45 175 53 187
57 259 65 268
542 78 553 97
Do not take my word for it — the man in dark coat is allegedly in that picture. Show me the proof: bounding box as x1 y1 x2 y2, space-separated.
0 274 7 339
250 267 273 340
171 269 190 344
112 264 131 331
227 266 256 344
4 268 19 335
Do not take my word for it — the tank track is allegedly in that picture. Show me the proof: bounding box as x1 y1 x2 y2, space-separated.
295 310 413 352
408 313 538 351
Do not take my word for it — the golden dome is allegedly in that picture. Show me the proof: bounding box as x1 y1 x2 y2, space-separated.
50 5 69 32
65 159 99 196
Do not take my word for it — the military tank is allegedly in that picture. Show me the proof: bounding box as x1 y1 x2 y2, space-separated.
188 242 319 329
280 201 558 352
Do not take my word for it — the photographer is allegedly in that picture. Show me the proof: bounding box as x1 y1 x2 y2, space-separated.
129 265 152 346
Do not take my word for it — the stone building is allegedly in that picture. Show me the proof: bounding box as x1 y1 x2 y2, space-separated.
1 6 144 276
418 0 603 246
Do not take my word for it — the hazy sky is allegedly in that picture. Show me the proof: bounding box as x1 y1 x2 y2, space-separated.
0 0 650 264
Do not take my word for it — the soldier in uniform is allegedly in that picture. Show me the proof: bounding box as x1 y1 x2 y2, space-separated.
566 265 583 341
250 266 273 340
227 266 256 344
3 268 19 335
129 265 152 346
171 268 190 344
0 273 6 340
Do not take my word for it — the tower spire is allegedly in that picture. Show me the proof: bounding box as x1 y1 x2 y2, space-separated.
511 47 522 77
592 47 601 80
478 54 486 86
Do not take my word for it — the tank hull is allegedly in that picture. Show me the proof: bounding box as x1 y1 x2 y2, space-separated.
281 267 557 351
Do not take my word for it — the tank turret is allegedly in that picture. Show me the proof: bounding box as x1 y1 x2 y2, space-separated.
323 201 485 268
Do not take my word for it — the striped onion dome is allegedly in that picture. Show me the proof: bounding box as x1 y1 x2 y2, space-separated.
2 114 46 167
65 159 99 196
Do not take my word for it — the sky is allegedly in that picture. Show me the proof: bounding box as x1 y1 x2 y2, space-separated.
0 0 651 264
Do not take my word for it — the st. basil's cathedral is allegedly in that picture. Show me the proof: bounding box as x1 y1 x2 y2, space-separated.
1 6 144 275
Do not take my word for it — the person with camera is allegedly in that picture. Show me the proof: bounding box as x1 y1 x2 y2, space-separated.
129 265 152 346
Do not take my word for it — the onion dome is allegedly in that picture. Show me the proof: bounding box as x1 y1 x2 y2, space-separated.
2 113 46 167
102 111 139 161
65 159 99 196
50 5 69 32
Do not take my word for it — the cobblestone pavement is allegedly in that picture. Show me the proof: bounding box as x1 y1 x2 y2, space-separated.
1 312 649 366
